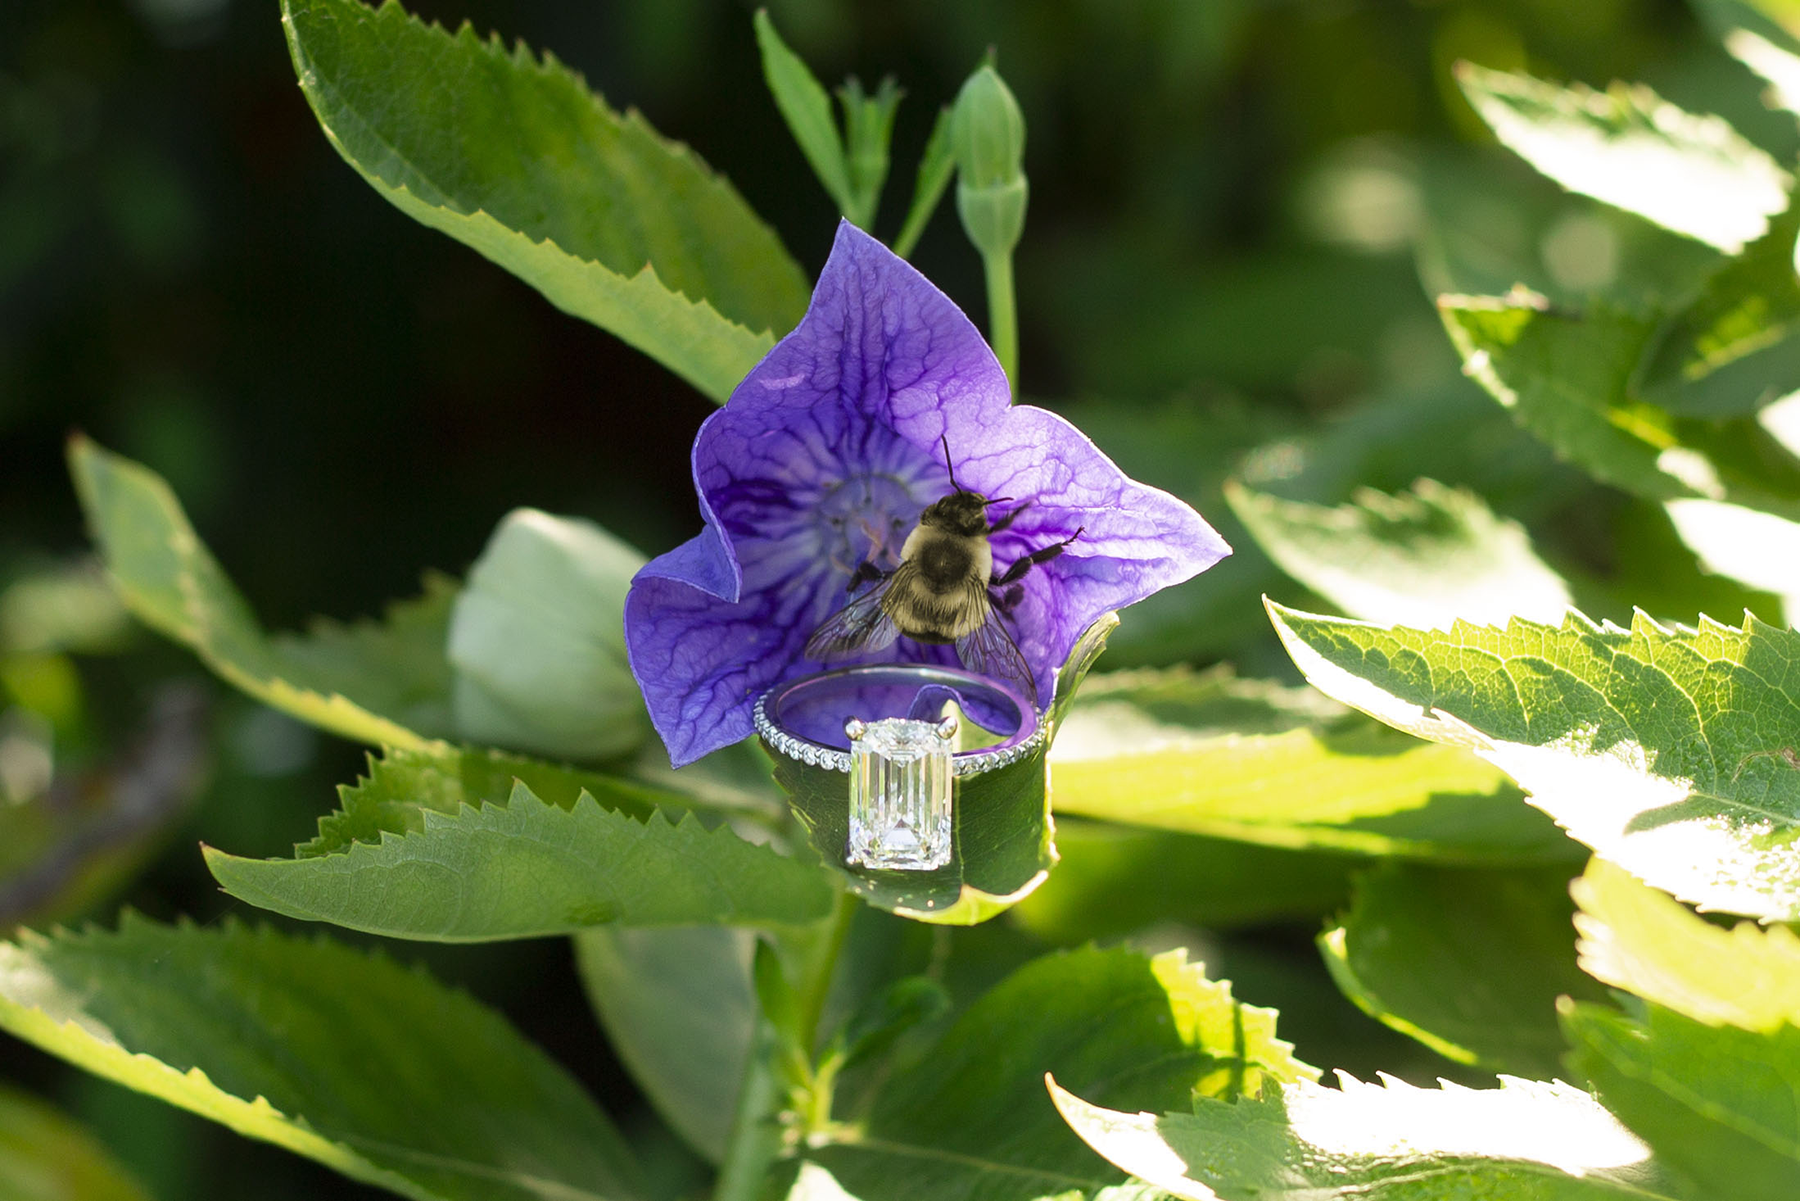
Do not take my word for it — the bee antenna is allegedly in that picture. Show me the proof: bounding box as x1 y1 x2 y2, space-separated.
985 496 1013 506
940 433 965 494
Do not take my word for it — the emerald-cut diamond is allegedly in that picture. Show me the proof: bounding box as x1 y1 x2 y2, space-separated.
846 717 954 870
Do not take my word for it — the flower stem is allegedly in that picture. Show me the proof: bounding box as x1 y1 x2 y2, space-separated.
982 250 1018 394
796 891 858 1047
713 891 859 1200
713 1018 784 1201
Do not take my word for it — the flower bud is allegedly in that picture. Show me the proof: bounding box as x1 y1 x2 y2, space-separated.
953 65 1028 257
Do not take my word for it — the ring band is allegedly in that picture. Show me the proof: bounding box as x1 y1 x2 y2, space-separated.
752 664 1044 775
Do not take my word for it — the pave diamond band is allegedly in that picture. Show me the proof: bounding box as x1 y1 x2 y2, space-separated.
751 666 1044 778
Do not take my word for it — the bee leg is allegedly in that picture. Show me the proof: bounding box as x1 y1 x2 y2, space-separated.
989 583 1026 615
991 526 1084 587
986 500 1033 534
846 560 894 593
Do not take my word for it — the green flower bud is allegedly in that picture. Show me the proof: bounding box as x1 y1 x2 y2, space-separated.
953 65 1028 259
952 66 1025 189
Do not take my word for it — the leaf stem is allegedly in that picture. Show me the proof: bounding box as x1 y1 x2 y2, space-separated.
982 251 1018 394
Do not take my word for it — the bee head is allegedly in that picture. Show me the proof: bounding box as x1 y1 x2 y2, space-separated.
920 489 991 536
927 434 1011 536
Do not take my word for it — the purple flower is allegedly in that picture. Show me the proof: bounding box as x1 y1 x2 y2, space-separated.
626 222 1229 767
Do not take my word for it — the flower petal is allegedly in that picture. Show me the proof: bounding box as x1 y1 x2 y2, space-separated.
624 529 808 766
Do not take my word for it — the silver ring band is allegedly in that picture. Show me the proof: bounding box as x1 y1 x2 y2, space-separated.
753 664 1044 775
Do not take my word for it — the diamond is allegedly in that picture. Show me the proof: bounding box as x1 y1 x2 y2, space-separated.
847 718 953 871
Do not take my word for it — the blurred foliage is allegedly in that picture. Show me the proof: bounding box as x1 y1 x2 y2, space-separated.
0 0 1774 1195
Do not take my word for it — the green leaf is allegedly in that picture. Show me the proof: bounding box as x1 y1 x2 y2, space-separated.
1267 599 1800 921
1440 291 1800 521
1049 611 1120 734
301 743 667 857
1573 857 1800 1032
1051 1072 1678 1201
1228 477 1572 629
1319 862 1606 1079
774 738 1051 925
69 436 452 750
1564 1001 1800 1201
1636 203 1800 418
0 557 130 656
891 104 956 259
754 10 854 220
574 925 756 1164
798 946 1317 1201
0 915 647 1201
1051 666 1576 862
1012 821 1360 944
0 1083 152 1201
283 0 807 401
206 781 833 940
448 508 647 761
1456 63 1790 253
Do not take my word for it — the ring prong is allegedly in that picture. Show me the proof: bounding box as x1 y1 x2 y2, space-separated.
844 718 868 741
935 714 958 741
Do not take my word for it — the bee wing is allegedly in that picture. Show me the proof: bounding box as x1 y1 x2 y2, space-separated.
956 612 1038 706
805 578 901 660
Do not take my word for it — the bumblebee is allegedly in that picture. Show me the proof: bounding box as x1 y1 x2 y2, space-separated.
804 440 1079 703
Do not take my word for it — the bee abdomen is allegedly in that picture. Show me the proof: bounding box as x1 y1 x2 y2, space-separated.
882 576 988 643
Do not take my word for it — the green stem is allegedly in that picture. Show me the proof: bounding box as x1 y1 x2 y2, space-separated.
983 250 1018 394
714 1018 784 1201
796 891 859 1048
713 892 860 1200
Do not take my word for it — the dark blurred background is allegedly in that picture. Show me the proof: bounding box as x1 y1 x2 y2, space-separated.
0 0 1780 1196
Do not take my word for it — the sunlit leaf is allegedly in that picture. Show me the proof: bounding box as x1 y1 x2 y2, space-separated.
1573 857 1800 1032
69 436 453 750
1441 291 1800 521
1694 0 1800 57
1012 821 1360 944
0 915 648 1201
0 1083 151 1201
1728 25 1800 117
1636 203 1800 419
1457 63 1790 253
1051 666 1575 862
575 926 756 1165
1663 497 1800 624
1051 1072 1677 1201
448 508 647 762
797 946 1316 1201
1267 599 1800 921
282 0 807 400
1229 477 1572 629
1319 862 1604 1079
206 780 833 940
1564 1001 1800 1201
